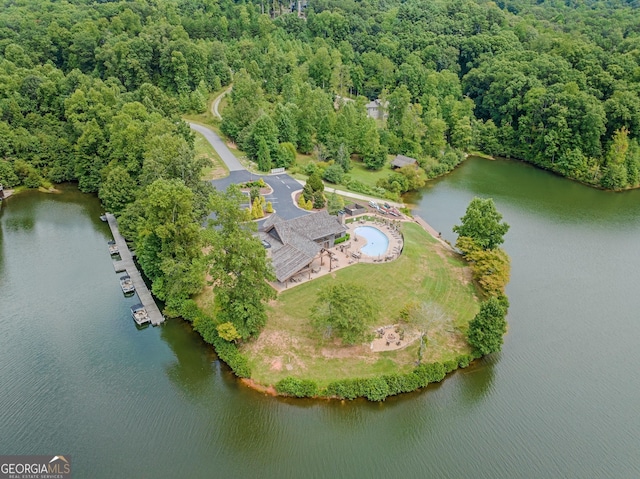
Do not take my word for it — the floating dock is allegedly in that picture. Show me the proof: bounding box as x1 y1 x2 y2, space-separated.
106 213 164 326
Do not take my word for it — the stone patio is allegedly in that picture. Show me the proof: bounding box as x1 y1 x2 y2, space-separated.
269 215 405 292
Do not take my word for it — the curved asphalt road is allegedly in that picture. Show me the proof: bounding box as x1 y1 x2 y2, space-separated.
189 122 245 171
188 122 308 221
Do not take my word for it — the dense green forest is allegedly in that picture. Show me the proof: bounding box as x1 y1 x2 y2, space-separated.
1 0 639 196
0 0 639 328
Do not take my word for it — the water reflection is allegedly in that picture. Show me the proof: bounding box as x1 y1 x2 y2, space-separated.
406 157 640 226
458 356 497 405
160 319 216 398
5 214 35 231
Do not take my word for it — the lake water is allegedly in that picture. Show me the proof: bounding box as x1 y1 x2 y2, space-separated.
1 161 640 478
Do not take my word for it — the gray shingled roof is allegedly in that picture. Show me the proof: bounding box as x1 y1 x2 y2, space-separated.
261 211 347 282
270 244 317 282
391 155 417 168
277 210 347 242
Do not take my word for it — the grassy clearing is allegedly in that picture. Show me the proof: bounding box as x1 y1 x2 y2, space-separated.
194 131 228 180
240 222 480 387
345 158 393 188
182 92 219 127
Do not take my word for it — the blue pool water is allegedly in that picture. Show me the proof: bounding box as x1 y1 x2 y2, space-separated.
354 226 389 256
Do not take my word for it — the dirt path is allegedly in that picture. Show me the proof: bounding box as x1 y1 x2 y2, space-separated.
212 85 232 120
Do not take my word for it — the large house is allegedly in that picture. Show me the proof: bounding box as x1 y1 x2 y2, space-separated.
260 211 347 283
365 99 388 120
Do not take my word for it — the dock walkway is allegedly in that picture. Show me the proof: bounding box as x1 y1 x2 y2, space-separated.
106 213 164 326
414 215 456 252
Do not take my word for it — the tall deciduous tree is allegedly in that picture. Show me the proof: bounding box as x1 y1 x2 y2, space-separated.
205 185 276 339
99 165 136 214
311 282 377 345
467 296 507 355
453 198 509 250
120 178 205 303
458 236 511 296
401 301 449 364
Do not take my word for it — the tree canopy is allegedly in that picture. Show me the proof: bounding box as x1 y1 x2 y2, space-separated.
204 185 276 339
311 282 378 345
0 0 639 195
454 198 510 251
467 297 508 356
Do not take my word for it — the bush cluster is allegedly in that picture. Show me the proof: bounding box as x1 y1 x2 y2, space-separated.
321 354 480 402
342 177 389 199
241 179 267 189
275 378 319 398
211 336 251 378
179 300 252 379
333 233 350 245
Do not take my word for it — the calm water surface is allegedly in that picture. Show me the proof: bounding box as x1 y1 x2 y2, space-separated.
1 163 640 478
354 225 389 256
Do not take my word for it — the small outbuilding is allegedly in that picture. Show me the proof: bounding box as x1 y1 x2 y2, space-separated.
391 155 418 169
344 203 366 216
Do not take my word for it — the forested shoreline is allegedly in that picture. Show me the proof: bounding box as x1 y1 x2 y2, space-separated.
0 0 638 198
7 0 625 399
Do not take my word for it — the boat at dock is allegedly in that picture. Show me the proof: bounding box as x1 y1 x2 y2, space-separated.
108 240 119 255
119 275 135 295
106 213 164 326
131 303 150 325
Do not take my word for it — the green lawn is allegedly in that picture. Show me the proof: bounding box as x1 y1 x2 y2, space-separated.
194 131 228 180
344 158 394 188
241 222 480 387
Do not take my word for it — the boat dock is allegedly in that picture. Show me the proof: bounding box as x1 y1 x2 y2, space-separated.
105 213 164 326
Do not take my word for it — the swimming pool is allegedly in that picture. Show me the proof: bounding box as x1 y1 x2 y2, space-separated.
354 226 389 256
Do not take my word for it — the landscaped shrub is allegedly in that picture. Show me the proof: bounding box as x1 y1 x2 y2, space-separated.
275 377 319 397
381 373 405 396
334 233 350 245
457 354 473 368
241 179 266 189
362 377 391 401
443 360 458 373
312 190 325 208
192 310 251 378
325 362 452 402
303 162 318 176
343 178 389 199
323 163 344 184
212 335 251 378
298 193 312 210
325 379 361 400
170 298 202 321
413 362 446 387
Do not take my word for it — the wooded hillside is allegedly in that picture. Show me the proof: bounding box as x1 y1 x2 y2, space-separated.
0 0 638 195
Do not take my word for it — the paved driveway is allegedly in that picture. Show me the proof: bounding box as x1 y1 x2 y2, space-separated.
211 171 308 221
188 122 244 171
189 122 308 221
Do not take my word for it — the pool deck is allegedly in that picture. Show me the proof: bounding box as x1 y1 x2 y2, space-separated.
270 216 404 291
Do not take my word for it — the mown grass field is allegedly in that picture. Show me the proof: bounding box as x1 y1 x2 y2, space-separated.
240 222 480 388
345 158 394 187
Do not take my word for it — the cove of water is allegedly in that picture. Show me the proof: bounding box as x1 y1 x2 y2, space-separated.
1 163 640 477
